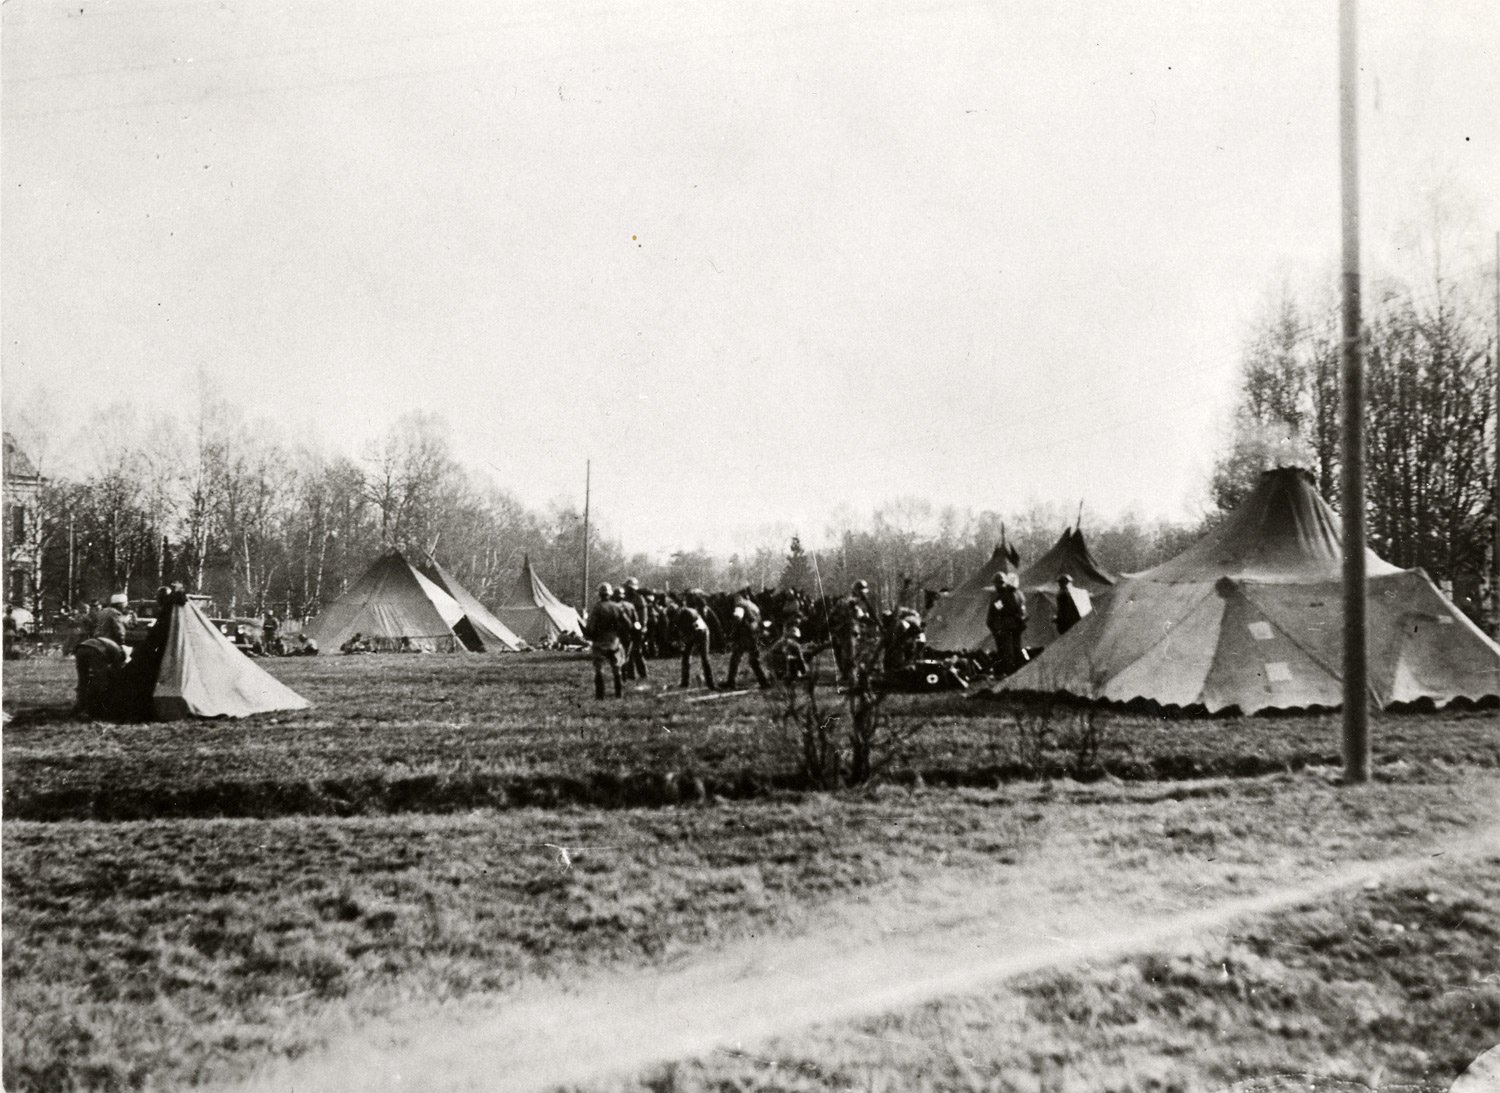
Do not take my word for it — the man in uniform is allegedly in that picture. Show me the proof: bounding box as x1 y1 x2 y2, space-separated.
986 572 1028 676
833 579 873 685
672 592 717 690
723 585 770 689
883 605 925 675
621 577 650 681
73 592 131 716
1054 574 1083 636
585 582 633 699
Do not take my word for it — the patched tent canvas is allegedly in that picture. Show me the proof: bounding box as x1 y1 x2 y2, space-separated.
494 555 584 645
155 598 310 719
1017 528 1119 649
998 467 1500 713
417 554 527 651
923 542 1021 653
305 549 479 653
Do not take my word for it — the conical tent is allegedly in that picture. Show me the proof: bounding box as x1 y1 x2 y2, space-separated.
305 549 478 653
417 554 527 651
998 467 1500 713
155 599 310 719
494 556 584 645
1017 528 1119 649
922 543 1021 653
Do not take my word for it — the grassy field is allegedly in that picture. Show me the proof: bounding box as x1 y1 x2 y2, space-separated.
621 854 1500 1093
3 652 1498 1091
5 655 1496 820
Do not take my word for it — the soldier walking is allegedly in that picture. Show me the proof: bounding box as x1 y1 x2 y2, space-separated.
723 586 770 689
621 577 650 681
585 583 633 699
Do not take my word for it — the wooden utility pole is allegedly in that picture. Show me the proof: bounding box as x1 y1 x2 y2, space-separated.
581 459 591 609
1492 231 1499 631
1339 0 1370 782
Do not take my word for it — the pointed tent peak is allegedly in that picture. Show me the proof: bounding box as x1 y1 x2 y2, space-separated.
1019 526 1118 592
1146 466 1401 584
986 543 1018 575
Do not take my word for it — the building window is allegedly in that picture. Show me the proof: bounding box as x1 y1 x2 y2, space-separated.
10 504 24 542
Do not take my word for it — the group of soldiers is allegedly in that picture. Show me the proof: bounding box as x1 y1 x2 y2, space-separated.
581 577 917 700
581 568 1090 700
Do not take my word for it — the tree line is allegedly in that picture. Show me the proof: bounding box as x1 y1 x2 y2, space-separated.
12 243 1489 625
4 394 1202 624
1210 259 1496 594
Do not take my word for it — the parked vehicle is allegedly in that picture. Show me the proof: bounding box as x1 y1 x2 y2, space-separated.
123 595 213 646
212 617 266 655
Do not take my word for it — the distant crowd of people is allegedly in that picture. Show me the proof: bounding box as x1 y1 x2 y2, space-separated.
579 578 914 700
578 569 1088 700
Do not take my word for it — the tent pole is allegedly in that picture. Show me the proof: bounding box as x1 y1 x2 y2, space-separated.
1339 0 1370 783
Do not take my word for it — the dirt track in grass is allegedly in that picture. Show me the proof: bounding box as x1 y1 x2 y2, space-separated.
227 798 1500 1093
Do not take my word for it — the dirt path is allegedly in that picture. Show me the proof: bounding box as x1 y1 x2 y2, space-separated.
227 818 1500 1093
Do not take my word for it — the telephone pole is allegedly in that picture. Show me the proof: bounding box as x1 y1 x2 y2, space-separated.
581 459 591 609
1339 0 1370 782
1492 231 1499 632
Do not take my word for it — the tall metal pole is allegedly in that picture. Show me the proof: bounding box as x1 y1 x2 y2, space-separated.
581 459 591 609
1339 0 1370 783
1492 231 1499 631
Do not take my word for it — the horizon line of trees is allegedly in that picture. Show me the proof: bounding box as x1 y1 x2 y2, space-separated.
8 220 1493 624
4 392 1206 623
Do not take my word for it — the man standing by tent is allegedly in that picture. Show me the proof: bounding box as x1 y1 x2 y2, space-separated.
621 577 650 682
987 572 1027 676
585 582 633 700
1054 574 1084 636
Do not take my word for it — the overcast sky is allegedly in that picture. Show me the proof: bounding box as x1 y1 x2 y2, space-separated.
3 0 1496 557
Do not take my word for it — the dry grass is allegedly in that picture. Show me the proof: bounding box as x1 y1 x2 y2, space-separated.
5 774 1496 1091
3 653 1498 1090
4 656 1495 820
630 856 1500 1093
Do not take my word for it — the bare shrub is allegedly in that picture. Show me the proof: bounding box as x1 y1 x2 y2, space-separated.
768 640 909 789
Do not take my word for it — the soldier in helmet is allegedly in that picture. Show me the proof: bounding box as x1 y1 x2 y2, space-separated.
672 591 717 690
832 579 873 685
584 582 633 699
986 572 1028 675
621 576 650 682
723 585 770 689
1054 574 1083 636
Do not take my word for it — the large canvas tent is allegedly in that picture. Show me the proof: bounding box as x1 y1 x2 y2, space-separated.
1017 527 1119 649
494 556 585 646
416 554 527 651
922 542 1021 653
998 467 1500 714
154 598 310 719
306 549 486 653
